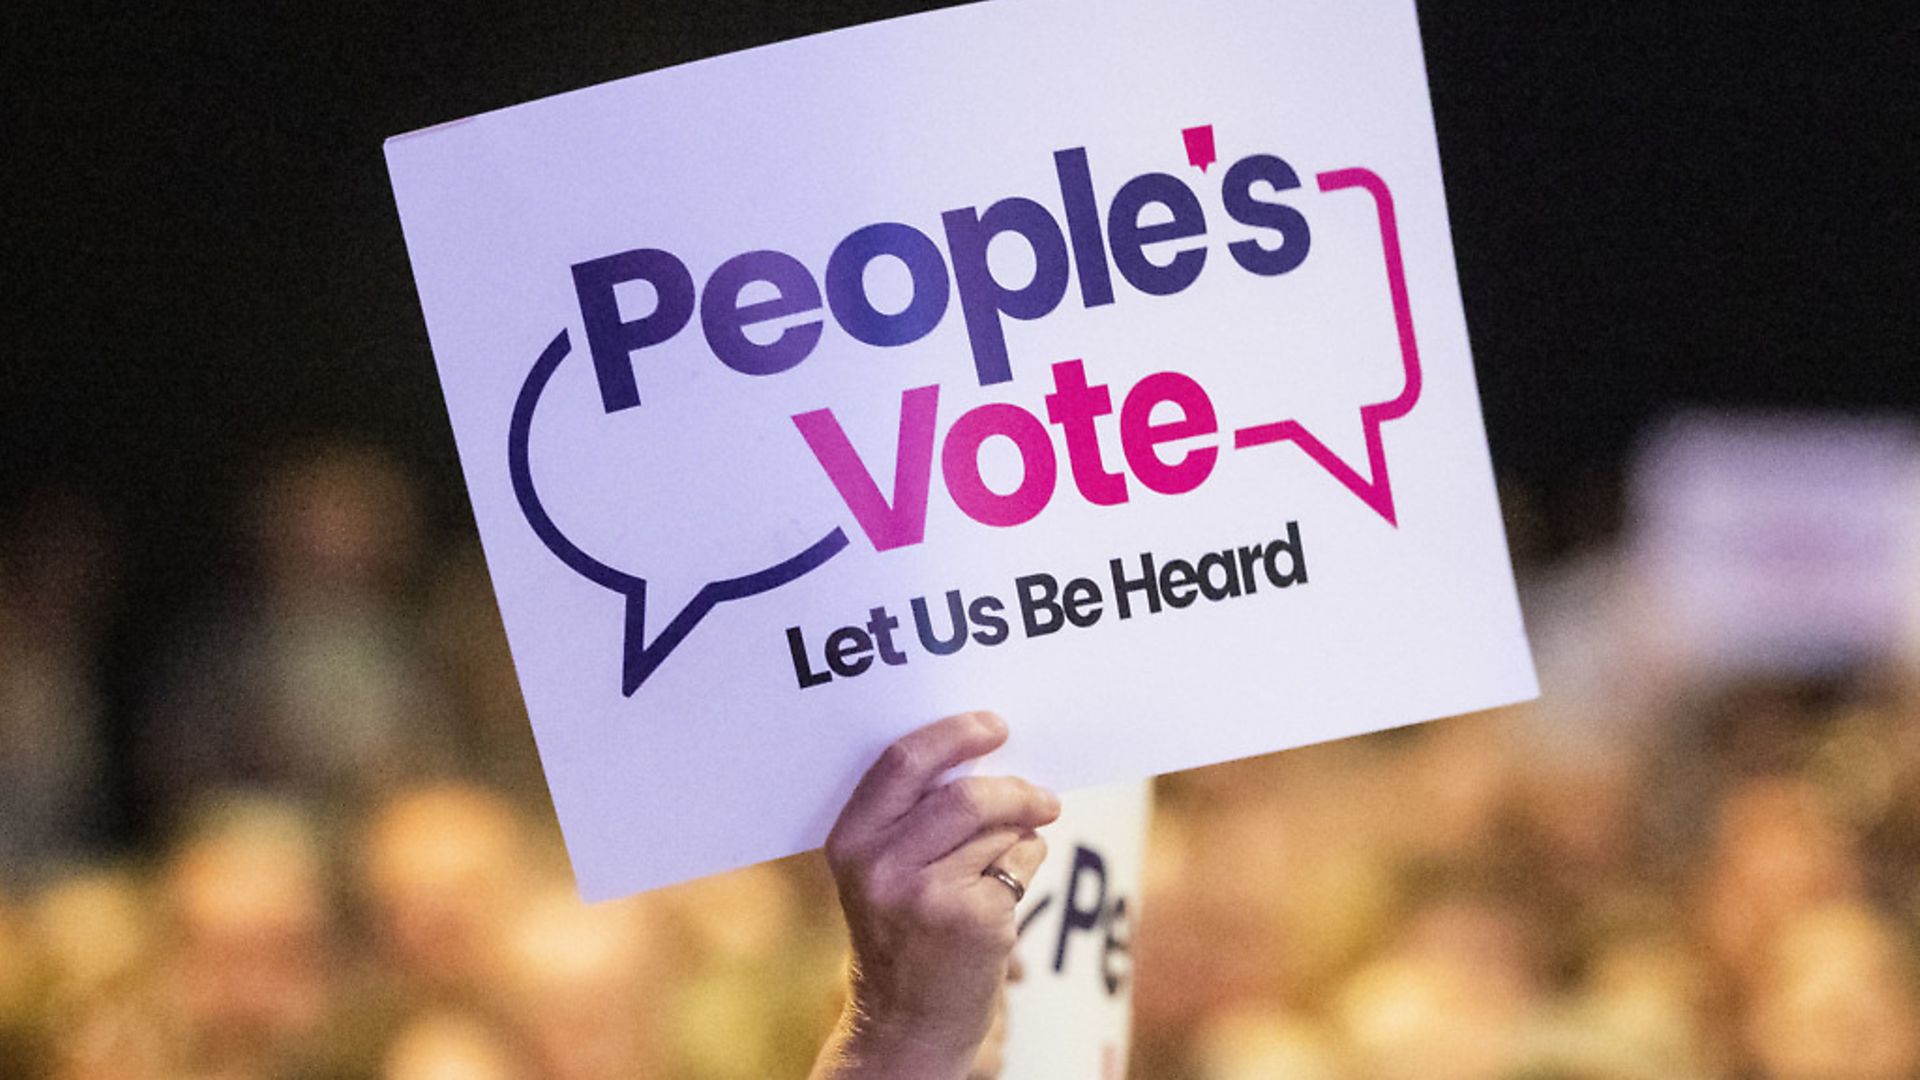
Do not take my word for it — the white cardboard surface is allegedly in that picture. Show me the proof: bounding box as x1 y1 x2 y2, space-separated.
1003 781 1152 1080
387 0 1537 898
1631 412 1920 676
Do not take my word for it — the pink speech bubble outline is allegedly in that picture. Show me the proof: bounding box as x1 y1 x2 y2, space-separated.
1232 168 1422 526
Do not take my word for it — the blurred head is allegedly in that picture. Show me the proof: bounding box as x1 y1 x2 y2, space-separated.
160 797 332 1069
1520 745 1645 889
1747 902 1919 1080
495 886 661 1080
251 443 420 603
1193 1006 1346 1080
358 784 539 995
1334 896 1542 1080
30 869 152 1002
1390 712 1524 864
381 1007 530 1080
1701 777 1862 981
44 996 173 1080
656 861 799 964
3 484 118 642
0 891 34 1026
1563 933 1714 1079
1397 895 1542 1005
1132 800 1296 1037
25 877 170 1080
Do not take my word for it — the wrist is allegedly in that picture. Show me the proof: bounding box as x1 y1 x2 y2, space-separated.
834 1010 982 1080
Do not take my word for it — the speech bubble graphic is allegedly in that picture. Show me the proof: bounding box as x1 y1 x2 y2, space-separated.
1231 167 1423 525
507 329 849 696
1181 124 1217 172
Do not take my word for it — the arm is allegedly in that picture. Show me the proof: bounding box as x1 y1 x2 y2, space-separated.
810 711 1058 1080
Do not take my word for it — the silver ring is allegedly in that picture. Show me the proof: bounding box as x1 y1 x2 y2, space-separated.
983 866 1026 903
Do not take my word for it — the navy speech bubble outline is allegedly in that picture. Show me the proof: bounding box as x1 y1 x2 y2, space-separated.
507 329 850 696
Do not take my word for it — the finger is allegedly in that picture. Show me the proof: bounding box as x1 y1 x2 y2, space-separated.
981 833 1048 910
989 832 1048 891
886 775 1061 868
833 711 1008 841
931 827 1048 896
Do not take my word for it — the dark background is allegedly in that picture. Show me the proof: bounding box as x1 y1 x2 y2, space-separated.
7 1 1915 824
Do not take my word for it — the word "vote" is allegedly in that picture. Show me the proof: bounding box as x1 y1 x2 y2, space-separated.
793 359 1219 550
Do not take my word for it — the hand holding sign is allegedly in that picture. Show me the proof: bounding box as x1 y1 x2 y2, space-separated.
812 712 1059 1080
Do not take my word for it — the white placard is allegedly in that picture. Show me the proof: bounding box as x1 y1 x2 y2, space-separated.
1631 412 1920 676
1003 781 1152 1080
386 0 1536 898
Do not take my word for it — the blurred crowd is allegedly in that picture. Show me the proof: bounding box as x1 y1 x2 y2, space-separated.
3 439 1920 1078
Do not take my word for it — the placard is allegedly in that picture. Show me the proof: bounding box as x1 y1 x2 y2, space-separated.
1003 781 1152 1080
386 0 1537 898
1631 413 1920 676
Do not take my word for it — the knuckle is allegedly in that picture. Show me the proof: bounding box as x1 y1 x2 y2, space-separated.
1022 780 1059 818
862 869 911 912
877 739 927 782
1010 781 1040 817
943 778 986 822
968 711 1006 739
822 829 853 867
828 854 867 894
823 830 873 874
1027 833 1049 865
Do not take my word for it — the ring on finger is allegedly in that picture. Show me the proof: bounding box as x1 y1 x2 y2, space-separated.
983 865 1026 903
